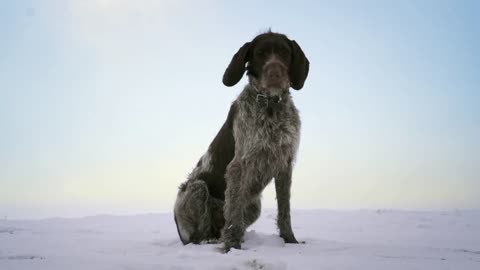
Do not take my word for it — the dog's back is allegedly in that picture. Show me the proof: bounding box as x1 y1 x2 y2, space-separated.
188 102 238 200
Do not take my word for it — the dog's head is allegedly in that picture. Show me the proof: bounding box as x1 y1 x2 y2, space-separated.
223 32 309 95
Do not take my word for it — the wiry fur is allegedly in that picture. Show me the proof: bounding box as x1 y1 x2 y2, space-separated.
174 31 309 252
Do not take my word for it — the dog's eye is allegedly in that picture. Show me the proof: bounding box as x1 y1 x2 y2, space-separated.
278 47 289 58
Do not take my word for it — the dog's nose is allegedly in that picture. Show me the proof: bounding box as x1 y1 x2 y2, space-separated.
266 63 283 80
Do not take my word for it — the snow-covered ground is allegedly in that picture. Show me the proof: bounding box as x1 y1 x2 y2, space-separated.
1 209 480 270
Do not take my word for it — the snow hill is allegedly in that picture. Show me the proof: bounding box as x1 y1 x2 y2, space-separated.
1 209 479 270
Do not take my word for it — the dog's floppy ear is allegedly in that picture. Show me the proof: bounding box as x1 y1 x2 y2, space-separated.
223 42 251 87
289 40 310 90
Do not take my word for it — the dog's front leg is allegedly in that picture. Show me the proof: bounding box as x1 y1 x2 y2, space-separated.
221 160 245 252
275 163 299 244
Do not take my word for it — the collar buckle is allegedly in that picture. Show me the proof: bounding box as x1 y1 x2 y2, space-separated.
256 94 268 107
256 94 283 107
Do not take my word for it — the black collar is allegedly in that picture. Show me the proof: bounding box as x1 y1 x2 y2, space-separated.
256 94 283 107
250 84 286 108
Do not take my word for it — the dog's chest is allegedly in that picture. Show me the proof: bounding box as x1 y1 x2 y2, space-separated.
255 117 297 146
235 104 300 161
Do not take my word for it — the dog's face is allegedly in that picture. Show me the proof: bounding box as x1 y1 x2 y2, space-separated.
223 32 309 94
248 34 292 95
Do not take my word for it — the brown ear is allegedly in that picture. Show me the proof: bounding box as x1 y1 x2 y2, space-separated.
223 42 251 87
289 40 309 90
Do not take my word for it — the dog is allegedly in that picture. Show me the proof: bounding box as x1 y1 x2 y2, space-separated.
174 31 309 252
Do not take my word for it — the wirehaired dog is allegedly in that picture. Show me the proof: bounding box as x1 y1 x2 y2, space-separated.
174 31 309 252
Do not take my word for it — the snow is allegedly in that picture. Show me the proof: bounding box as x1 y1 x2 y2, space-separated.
1 209 480 270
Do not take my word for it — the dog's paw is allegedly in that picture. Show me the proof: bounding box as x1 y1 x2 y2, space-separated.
281 235 303 244
219 241 241 253
284 238 299 244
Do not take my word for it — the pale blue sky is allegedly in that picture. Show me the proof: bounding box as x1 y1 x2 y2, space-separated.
1 0 479 218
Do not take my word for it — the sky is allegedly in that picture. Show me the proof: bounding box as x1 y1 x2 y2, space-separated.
0 0 479 219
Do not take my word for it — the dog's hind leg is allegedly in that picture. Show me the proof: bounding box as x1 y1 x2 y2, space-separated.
174 180 213 244
208 195 225 241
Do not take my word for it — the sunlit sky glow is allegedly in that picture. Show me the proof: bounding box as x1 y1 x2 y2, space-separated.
1 0 479 218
